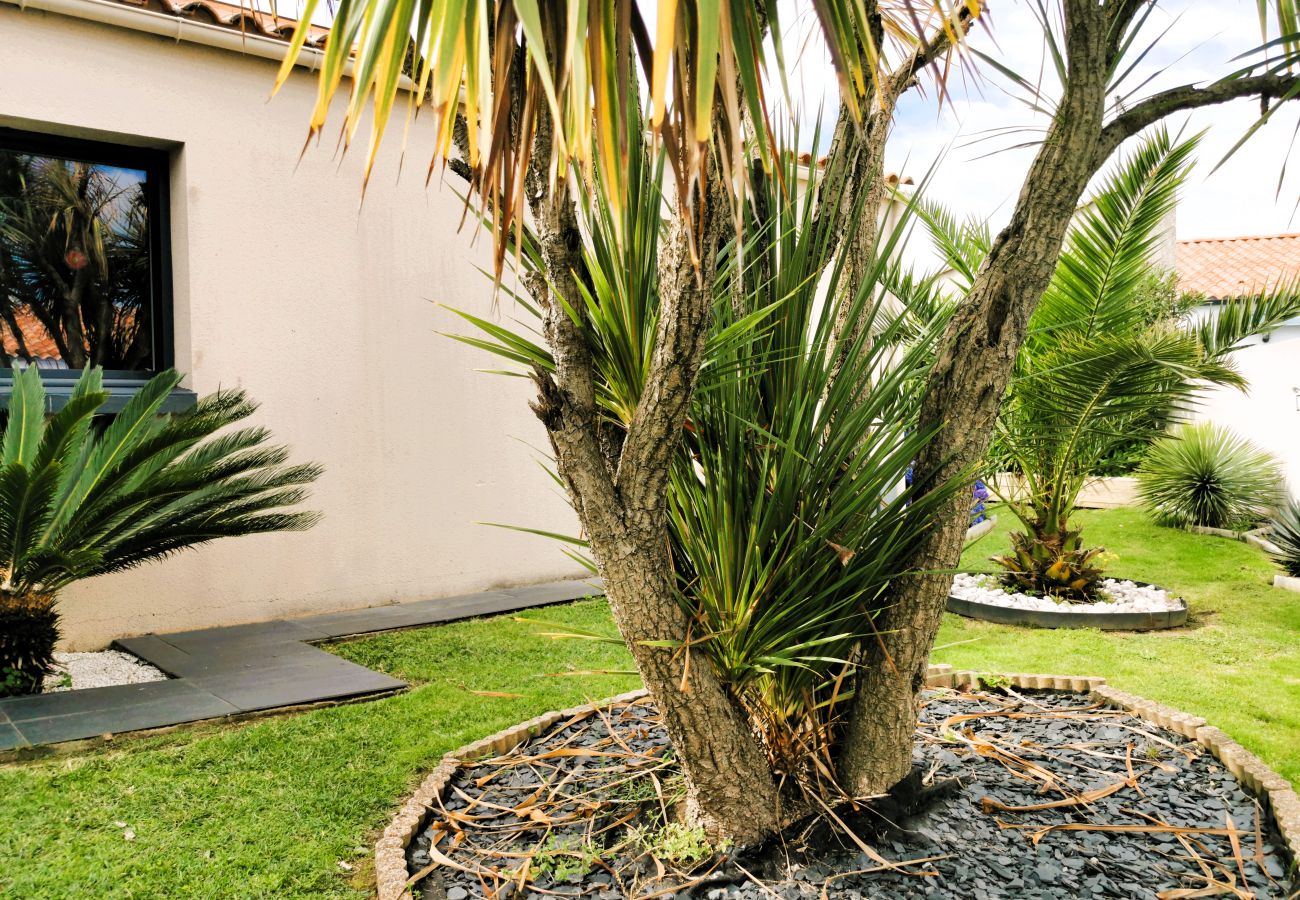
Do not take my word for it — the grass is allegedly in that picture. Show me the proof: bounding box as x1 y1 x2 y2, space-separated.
941 506 1300 785
0 602 637 899
1 506 1296 897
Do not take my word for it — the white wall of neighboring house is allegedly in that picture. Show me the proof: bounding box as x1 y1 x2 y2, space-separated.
1189 318 1300 493
1 2 586 647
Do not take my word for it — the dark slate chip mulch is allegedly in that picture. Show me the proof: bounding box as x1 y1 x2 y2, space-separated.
409 690 1295 899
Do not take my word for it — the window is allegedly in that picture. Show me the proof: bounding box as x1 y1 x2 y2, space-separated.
0 128 190 411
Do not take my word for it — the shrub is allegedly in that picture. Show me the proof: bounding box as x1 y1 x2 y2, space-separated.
1268 498 1300 577
1137 422 1283 530
0 366 320 697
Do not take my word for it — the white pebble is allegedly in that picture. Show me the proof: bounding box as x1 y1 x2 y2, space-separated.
44 650 167 692
950 572 1183 614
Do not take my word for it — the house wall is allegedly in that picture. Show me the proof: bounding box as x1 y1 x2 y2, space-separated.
1189 324 1300 495
1 4 586 648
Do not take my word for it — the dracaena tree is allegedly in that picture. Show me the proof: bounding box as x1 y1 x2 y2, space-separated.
284 0 978 843
285 0 1300 845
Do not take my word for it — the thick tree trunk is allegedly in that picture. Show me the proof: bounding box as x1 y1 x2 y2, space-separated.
839 0 1114 797
522 146 784 842
597 529 784 843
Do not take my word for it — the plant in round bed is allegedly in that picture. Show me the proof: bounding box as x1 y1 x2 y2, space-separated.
0 366 320 697
914 130 1300 610
1136 422 1284 530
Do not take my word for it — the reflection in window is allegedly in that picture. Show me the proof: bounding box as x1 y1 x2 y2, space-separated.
0 136 161 373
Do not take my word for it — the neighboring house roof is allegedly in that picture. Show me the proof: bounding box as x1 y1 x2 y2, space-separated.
1 308 68 367
1176 233 1300 300
109 0 330 47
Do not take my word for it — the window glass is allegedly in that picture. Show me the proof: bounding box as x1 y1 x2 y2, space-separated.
0 137 161 373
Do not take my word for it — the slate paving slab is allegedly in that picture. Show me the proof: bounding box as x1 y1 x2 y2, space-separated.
6 681 239 747
0 579 599 750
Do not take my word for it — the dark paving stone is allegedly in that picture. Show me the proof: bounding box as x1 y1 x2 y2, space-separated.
299 591 518 638
2 681 237 748
1 678 201 722
498 579 603 606
10 580 599 748
112 634 197 676
156 618 330 651
125 636 327 678
298 578 601 639
0 709 25 751
193 657 404 712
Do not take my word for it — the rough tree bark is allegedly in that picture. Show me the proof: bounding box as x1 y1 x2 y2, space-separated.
517 108 785 843
839 0 1300 797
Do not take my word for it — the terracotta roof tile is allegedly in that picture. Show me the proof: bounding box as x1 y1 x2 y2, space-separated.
109 0 330 47
1 308 65 363
1175 233 1300 300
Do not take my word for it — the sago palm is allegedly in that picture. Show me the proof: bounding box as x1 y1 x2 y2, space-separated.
0 366 320 696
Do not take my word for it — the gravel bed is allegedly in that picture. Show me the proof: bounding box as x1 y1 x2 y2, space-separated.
951 572 1184 614
409 691 1293 899
43 650 168 693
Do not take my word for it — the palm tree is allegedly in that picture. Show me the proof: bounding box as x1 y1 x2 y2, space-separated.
913 129 1300 600
0 366 320 697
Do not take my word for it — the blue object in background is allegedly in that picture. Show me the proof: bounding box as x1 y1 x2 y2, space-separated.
904 466 989 524
972 478 989 524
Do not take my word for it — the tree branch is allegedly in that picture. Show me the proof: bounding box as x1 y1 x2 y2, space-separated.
885 3 976 98
1097 73 1300 162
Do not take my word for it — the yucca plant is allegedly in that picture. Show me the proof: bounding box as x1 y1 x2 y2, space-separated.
1137 422 1284 530
1267 498 1300 578
0 366 321 696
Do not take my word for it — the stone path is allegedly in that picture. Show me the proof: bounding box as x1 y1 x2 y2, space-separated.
0 580 598 751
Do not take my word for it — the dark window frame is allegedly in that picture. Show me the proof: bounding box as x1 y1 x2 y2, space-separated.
0 127 193 412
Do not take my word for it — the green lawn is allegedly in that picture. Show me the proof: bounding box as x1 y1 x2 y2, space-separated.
1 506 1296 898
0 602 639 899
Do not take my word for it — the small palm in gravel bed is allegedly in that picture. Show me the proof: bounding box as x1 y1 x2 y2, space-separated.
1267 498 1300 578
0 366 320 697
990 517 1107 602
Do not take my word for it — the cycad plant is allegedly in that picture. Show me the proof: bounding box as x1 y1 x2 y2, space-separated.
453 136 960 795
905 129 1300 600
1137 422 1283 530
0 366 320 696
1267 498 1300 578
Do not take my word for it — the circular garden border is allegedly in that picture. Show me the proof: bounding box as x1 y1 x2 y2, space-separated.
947 580 1189 631
374 668 1298 900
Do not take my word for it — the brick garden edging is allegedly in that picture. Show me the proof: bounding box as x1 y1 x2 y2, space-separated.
374 668 1298 900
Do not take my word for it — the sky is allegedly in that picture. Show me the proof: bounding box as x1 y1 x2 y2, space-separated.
265 0 1300 242
777 0 1300 242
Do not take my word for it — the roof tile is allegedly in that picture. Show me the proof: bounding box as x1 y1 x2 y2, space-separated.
109 0 330 47
1176 233 1300 300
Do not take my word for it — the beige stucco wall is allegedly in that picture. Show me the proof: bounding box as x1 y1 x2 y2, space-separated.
1191 328 1300 494
1 4 586 648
